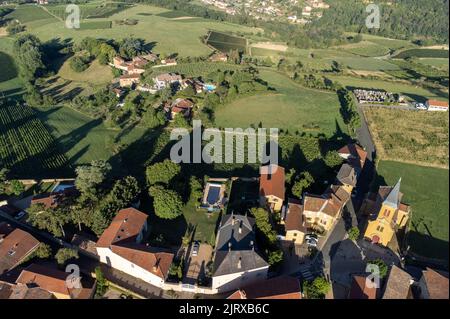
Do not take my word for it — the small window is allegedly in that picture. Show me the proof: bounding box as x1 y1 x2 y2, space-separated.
383 209 390 217
376 225 384 232
293 233 297 237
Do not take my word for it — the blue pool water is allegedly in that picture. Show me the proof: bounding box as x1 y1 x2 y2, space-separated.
204 84 216 91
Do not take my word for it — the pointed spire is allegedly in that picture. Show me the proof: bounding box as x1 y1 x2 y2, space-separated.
384 178 401 209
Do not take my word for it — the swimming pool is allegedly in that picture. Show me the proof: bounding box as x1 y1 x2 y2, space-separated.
204 84 216 92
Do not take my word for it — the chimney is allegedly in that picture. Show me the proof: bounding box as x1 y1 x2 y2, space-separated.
228 242 232 251
239 220 242 234
237 257 242 269
232 215 236 226
153 258 160 273
250 240 254 251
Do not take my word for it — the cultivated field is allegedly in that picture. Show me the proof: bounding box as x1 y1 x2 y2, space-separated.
215 69 346 136
17 4 260 57
0 102 69 177
375 160 449 261
206 30 248 53
393 48 449 59
364 107 449 168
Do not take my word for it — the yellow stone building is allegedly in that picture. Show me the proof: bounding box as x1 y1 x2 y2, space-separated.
364 178 410 247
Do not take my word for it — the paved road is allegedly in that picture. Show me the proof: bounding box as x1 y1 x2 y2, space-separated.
359 103 416 111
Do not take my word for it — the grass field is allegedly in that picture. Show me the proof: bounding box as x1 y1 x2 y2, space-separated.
78 20 112 30
0 102 69 178
364 107 449 168
337 41 391 57
5 4 54 23
375 160 449 261
46 2 132 20
0 37 25 100
58 58 114 85
34 105 147 167
215 69 346 136
19 4 260 57
151 61 242 78
328 75 448 101
0 51 17 82
417 58 449 69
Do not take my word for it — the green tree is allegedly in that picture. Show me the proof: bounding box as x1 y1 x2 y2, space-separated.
34 243 52 259
9 180 25 196
149 185 183 219
348 226 360 241
146 159 181 186
304 277 330 299
0 168 9 194
13 34 45 80
189 176 203 204
368 259 388 279
55 248 79 266
142 107 166 128
75 160 111 197
95 266 108 297
268 249 283 267
251 207 277 245
324 151 343 169
291 172 314 198
27 204 70 238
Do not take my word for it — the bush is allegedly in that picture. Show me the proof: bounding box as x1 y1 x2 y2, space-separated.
304 277 330 299
348 226 360 241
70 55 91 72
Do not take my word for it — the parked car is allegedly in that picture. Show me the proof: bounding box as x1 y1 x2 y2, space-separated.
191 241 200 257
306 238 318 247
305 234 318 241
415 103 427 110
14 211 27 220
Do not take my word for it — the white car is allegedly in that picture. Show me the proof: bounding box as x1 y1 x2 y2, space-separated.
415 103 427 110
191 241 200 257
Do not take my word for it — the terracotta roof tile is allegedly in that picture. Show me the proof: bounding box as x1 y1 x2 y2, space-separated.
285 200 306 232
96 208 148 248
0 229 40 274
349 275 377 299
227 276 301 299
422 268 449 299
259 164 285 200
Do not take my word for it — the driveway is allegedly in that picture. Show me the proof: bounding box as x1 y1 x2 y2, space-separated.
184 243 213 285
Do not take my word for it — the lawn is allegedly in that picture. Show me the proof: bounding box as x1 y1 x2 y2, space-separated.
375 160 449 261
5 4 54 23
337 41 391 57
327 74 448 101
151 61 242 78
0 37 25 100
58 58 114 85
34 105 147 167
417 58 449 70
0 52 17 82
363 107 449 168
393 48 449 59
20 4 261 57
145 198 221 246
215 69 346 136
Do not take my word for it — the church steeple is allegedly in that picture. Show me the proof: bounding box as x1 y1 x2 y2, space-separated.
383 178 402 209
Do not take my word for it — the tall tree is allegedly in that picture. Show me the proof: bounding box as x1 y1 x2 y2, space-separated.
149 185 183 219
75 160 111 197
146 159 181 186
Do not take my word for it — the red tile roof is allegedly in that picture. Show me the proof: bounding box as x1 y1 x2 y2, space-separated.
259 164 285 200
285 200 306 232
111 244 173 279
16 264 71 297
349 275 377 299
422 268 449 299
0 229 40 274
227 276 302 299
96 208 148 248
338 143 367 170
427 99 449 108
96 208 174 280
